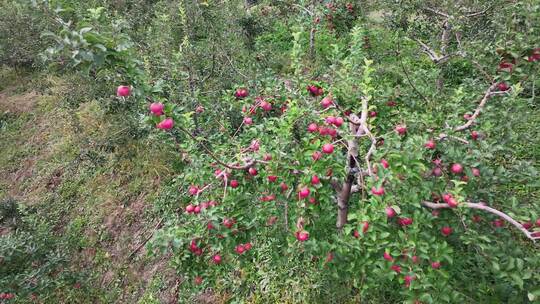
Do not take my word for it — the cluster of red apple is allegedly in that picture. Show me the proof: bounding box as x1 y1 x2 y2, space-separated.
382 251 443 287
0 293 15 300
184 200 217 214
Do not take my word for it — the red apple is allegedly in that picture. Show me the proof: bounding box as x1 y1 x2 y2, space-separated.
404 275 415 287
441 226 453 236
391 264 402 273
371 186 385 196
383 252 393 261
307 123 318 133
299 187 310 199
260 101 272 111
385 207 396 218
280 182 288 192
431 261 441 269
522 222 532 230
425 139 436 149
116 85 131 97
497 82 510 91
432 167 442 177
312 151 322 161
268 175 278 182
235 244 246 254
248 167 258 176
157 118 174 130
263 153 272 161
320 96 334 108
447 197 459 208
472 215 482 223
362 221 369 233
244 242 252 250
322 143 334 154
471 130 479 140
472 168 480 177
296 231 309 242
536 218 540 227
235 88 249 99
369 111 377 118
334 117 344 127
230 180 239 188
395 124 407 135
243 117 253 125
353 229 360 238
450 163 463 174
194 276 203 285
311 175 320 185
212 254 222 264
398 217 413 226
186 204 195 213
149 102 164 115
325 116 336 125
381 159 389 169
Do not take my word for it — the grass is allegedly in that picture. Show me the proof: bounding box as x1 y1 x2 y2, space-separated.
0 66 181 303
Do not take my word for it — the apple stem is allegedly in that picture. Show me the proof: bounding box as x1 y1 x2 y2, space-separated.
421 201 538 241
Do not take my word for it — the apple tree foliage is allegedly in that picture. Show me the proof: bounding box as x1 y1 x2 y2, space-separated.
40 0 540 302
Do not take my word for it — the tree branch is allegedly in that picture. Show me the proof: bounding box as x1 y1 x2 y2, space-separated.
421 201 538 241
453 82 499 132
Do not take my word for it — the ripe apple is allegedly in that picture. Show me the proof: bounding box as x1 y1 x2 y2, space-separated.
432 167 442 177
425 139 436 149
398 217 413 226
353 229 360 238
391 264 401 273
371 186 385 196
383 252 393 261
116 85 131 97
280 182 288 192
186 204 195 213
311 175 320 185
431 261 441 269
299 187 310 199
243 117 253 125
307 123 318 133
334 117 344 127
235 244 245 254
497 82 510 91
447 197 459 208
522 221 532 230
385 207 396 218
212 254 222 264
472 168 480 177
149 102 164 115
188 185 199 196
234 88 249 99
194 276 203 285
230 180 239 188
381 159 389 169
322 143 334 154
536 218 540 227
450 163 463 174
244 242 252 250
260 101 272 111
395 125 407 135
362 221 369 233
471 130 479 140
223 218 235 229
472 215 482 223
248 167 258 176
325 116 336 125
312 151 322 161
321 96 334 108
441 226 453 236
268 175 278 182
404 275 415 287
296 231 309 241
369 111 377 118
157 118 174 130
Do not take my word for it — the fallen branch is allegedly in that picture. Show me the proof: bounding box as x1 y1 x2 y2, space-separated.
128 218 165 260
421 201 538 241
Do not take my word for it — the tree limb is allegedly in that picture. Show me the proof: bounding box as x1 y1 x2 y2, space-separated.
421 201 538 241
453 82 499 132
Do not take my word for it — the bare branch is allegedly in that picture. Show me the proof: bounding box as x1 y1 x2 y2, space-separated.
463 5 494 18
421 201 538 241
423 7 450 18
453 82 499 132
